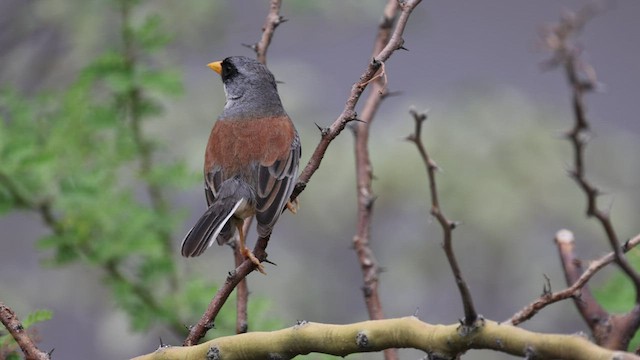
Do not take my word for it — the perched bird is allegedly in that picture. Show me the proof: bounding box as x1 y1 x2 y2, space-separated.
181 56 300 274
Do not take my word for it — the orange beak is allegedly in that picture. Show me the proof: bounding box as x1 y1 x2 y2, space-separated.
207 61 222 75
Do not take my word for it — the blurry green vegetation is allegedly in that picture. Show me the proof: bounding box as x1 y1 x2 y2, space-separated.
595 250 640 350
0 0 279 342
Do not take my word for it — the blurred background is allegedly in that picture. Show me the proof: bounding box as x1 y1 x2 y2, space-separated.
1 0 639 359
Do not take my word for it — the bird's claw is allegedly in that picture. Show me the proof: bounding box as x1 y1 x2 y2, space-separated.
241 246 266 274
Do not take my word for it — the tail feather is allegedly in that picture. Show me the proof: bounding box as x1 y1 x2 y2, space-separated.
181 199 243 257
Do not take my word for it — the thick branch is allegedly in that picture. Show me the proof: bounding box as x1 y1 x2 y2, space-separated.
134 317 639 360
406 109 478 326
555 229 609 325
0 302 50 360
508 231 640 326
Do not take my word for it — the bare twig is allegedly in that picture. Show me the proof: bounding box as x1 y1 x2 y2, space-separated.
542 2 640 348
233 0 284 334
185 1 287 344
351 1 400 360
544 0 640 301
406 109 478 327
254 0 285 65
0 302 50 360
183 248 261 346
290 0 423 202
508 231 640 326
233 218 252 334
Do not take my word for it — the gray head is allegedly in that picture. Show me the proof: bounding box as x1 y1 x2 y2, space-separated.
207 56 285 119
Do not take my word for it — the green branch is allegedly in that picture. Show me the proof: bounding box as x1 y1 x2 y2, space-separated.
133 317 639 360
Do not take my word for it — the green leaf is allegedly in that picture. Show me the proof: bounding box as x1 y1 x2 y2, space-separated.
22 309 53 329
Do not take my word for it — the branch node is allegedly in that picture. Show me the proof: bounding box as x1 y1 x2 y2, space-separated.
294 320 309 327
241 42 258 53
457 315 485 337
355 331 370 349
206 346 221 360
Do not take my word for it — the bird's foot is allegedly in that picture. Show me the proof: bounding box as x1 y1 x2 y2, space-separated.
241 246 266 274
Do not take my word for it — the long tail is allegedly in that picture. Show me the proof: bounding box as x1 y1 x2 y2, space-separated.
180 199 243 257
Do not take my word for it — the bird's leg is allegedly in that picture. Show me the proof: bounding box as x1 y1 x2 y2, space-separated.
237 222 266 274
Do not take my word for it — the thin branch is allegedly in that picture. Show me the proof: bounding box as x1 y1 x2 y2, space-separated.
541 1 640 349
508 231 640 326
0 302 50 360
233 218 253 335
350 1 400 359
183 243 262 346
406 109 478 327
543 0 640 302
290 0 423 202
254 0 285 65
135 317 640 360
231 0 285 335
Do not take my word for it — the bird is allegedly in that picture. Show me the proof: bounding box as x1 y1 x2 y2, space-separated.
181 56 300 274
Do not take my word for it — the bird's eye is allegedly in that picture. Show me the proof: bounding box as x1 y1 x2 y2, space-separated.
221 61 238 81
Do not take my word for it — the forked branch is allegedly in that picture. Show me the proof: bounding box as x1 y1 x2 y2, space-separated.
508 231 640 326
540 1 640 349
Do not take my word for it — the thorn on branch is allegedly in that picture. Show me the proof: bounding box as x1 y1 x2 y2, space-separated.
355 331 370 349
242 43 258 53
314 122 329 137
382 90 403 99
542 274 552 296
226 271 236 281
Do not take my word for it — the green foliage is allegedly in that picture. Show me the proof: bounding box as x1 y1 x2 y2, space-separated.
594 249 640 351
0 0 278 343
0 309 52 359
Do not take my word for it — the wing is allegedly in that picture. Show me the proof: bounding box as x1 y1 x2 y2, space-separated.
204 168 223 207
255 132 300 238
